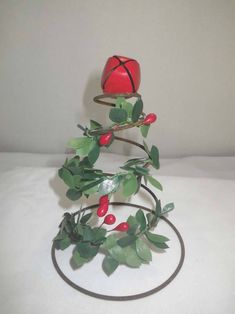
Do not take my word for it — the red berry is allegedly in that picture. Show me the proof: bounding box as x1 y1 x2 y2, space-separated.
143 113 157 125
114 222 130 232
99 132 113 146
97 203 109 217
99 195 109 205
104 214 116 225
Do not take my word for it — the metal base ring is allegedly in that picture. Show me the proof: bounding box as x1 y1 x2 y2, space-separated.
51 203 185 301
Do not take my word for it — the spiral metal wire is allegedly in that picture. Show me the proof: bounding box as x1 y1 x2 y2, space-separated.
51 94 185 300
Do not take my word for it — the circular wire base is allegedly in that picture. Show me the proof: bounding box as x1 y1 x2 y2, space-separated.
51 204 185 301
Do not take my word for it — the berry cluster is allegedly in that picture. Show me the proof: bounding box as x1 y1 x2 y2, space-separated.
97 195 130 232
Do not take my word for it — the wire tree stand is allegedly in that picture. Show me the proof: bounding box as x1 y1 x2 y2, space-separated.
51 93 185 300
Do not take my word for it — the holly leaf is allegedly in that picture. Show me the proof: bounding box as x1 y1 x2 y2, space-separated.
150 145 160 169
135 166 149 176
122 101 133 118
145 231 169 244
80 212 92 225
76 242 99 259
109 245 126 263
68 137 92 150
140 124 150 138
58 168 75 188
135 238 152 262
88 143 100 164
132 98 143 122
143 140 150 156
124 247 142 267
102 256 119 276
72 250 88 267
135 209 146 232
146 175 163 191
117 235 137 247
54 235 71 250
90 119 102 130
80 178 104 192
76 140 96 157
66 188 82 201
102 234 117 250
161 203 175 215
122 174 138 197
93 227 107 243
115 96 126 107
126 215 139 235
109 108 127 123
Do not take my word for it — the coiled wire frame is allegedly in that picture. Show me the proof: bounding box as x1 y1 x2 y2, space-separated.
51 93 185 301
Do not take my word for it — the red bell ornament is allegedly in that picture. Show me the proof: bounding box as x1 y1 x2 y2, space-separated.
101 55 141 94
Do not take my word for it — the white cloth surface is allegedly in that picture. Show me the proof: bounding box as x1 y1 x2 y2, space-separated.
0 152 234 314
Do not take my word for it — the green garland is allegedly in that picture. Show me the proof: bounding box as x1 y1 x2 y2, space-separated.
53 95 174 276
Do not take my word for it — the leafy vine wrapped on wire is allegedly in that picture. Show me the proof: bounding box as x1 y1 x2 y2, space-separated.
53 95 174 276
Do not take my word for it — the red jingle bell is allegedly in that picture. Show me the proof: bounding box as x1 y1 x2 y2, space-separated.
101 55 141 94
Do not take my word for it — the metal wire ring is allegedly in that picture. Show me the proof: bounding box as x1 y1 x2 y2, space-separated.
51 186 185 301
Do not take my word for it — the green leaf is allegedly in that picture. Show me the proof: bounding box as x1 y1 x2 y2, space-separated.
68 137 93 150
93 227 107 243
122 174 138 197
72 250 88 267
140 124 150 138
88 144 100 164
79 156 93 168
109 108 128 123
76 242 99 259
76 224 84 236
83 184 99 195
132 98 143 122
161 203 175 215
135 209 146 232
80 212 92 224
124 247 142 267
127 215 139 235
135 166 149 176
102 256 119 276
66 188 82 201
115 96 126 107
73 175 81 187
135 238 152 262
83 226 94 241
90 119 102 130
124 157 145 167
146 212 157 228
146 175 163 191
76 139 96 157
122 101 133 118
155 199 162 217
154 242 169 249
127 215 139 227
54 236 71 250
102 234 117 250
99 177 120 195
117 235 137 247
58 168 75 188
150 145 160 169
143 140 150 156
145 231 169 244
80 178 104 192
109 245 126 263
